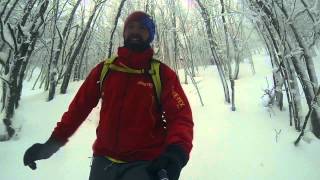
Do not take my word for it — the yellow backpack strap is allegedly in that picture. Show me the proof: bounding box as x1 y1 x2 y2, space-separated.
150 59 162 104
99 56 117 92
109 64 145 74
99 57 162 105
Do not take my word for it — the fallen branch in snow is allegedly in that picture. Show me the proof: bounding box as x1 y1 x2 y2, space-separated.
274 129 282 143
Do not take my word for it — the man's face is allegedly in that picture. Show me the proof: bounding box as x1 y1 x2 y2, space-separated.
124 21 150 51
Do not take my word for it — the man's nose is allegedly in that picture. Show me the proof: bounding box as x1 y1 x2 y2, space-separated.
131 27 141 34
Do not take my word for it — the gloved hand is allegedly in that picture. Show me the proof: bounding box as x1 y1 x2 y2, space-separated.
147 144 188 180
23 136 63 170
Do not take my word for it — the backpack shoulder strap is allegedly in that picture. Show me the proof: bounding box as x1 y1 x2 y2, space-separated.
150 59 162 105
99 57 163 106
99 56 117 92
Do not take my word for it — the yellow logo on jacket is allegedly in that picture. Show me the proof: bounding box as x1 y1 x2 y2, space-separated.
172 89 185 109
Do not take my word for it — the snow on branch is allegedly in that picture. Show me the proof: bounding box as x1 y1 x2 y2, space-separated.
293 8 307 22
310 0 320 16
284 47 304 58
0 19 14 50
0 52 6 67
17 24 26 38
7 23 18 51
0 75 10 85
28 0 49 34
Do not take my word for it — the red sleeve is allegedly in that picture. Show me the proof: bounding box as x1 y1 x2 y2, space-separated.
51 62 104 144
160 64 194 156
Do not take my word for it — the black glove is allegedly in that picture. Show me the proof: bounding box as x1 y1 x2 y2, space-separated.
147 144 188 180
23 136 63 170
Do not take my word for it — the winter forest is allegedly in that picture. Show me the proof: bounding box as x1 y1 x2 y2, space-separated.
1 0 320 179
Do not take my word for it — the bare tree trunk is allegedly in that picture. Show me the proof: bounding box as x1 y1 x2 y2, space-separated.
180 58 204 106
27 65 36 81
16 38 37 107
48 0 81 101
0 0 49 141
285 57 303 130
75 46 86 81
295 87 320 145
145 0 150 13
285 31 320 135
195 0 230 103
273 1 320 135
60 1 106 94
275 2 318 94
251 1 314 130
1 52 10 112
58 25 80 81
21 0 37 26
0 0 35 51
163 36 172 68
299 0 319 48
75 6 103 81
171 0 179 76
47 0 60 101
32 65 44 90
299 0 317 23
248 46 256 75
230 14 245 80
220 0 232 78
0 0 11 19
4 0 19 23
176 6 196 77
252 8 298 129
107 0 127 58
39 70 47 89
212 19 229 75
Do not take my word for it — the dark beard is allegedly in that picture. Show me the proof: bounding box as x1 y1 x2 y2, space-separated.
124 36 150 52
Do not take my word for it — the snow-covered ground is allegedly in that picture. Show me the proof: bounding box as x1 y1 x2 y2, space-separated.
1 52 320 180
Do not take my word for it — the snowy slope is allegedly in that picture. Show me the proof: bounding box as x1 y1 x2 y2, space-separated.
1 52 320 180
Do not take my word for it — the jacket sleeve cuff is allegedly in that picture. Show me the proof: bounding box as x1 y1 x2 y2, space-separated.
47 134 67 147
166 144 189 167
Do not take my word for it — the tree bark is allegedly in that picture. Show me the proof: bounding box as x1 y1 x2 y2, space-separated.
107 0 127 58
195 0 230 103
60 1 106 94
171 0 179 76
16 38 37 107
47 0 60 101
4 0 19 23
48 0 81 101
275 2 318 94
220 0 232 78
0 0 49 141
250 2 300 130
0 0 11 20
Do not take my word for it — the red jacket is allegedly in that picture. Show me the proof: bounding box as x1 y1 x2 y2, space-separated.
52 47 193 161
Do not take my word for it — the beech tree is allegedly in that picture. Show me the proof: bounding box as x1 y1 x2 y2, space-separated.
0 0 49 141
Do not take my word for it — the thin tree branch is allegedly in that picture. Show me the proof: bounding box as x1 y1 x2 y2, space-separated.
7 23 18 52
0 20 14 49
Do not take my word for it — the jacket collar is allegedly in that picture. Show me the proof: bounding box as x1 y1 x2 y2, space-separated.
117 47 154 69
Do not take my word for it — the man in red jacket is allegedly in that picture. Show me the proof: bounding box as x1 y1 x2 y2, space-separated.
23 11 193 180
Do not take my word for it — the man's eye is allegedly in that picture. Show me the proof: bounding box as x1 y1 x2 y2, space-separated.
140 26 147 30
128 25 134 29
